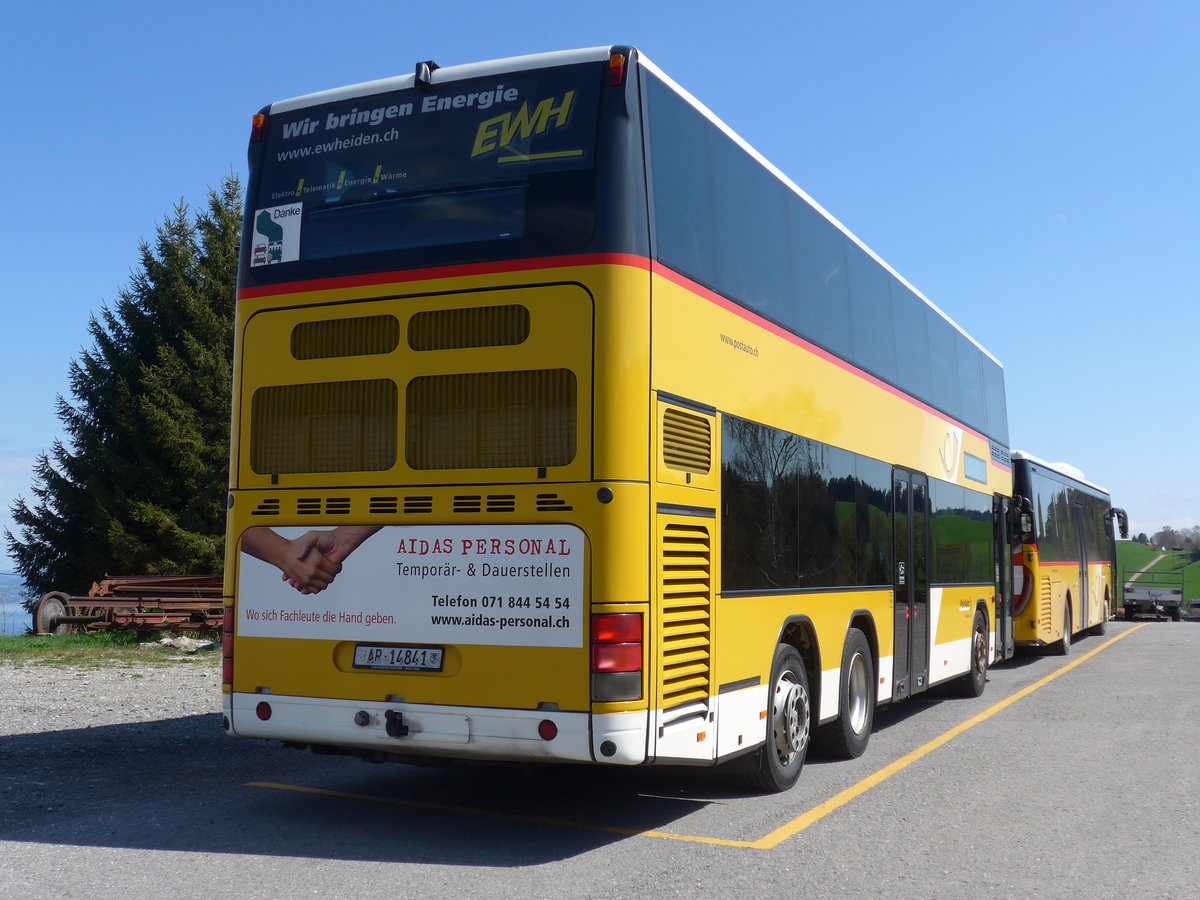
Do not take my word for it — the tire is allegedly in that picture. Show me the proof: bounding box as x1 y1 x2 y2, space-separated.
813 629 874 760
1124 606 1136 621
1088 596 1108 636
1170 607 1181 622
952 610 988 698
745 644 811 792
1054 607 1072 656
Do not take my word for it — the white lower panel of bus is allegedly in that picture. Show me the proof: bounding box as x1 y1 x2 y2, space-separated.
225 693 649 765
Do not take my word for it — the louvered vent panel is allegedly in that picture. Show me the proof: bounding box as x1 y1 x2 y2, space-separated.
406 370 576 470
453 495 483 514
291 315 399 360
408 305 530 351
247 493 581 517
662 409 712 475
251 379 397 475
660 522 712 726
1038 576 1053 630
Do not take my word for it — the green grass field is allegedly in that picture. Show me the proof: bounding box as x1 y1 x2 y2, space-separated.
0 631 217 666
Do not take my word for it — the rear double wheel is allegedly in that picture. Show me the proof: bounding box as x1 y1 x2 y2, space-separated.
814 628 874 760
745 643 811 792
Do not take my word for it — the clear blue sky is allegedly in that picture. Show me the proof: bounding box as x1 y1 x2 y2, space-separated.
2 0 1196 572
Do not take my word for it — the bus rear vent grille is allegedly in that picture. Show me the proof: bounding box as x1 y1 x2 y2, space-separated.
297 497 351 515
291 314 399 360
659 522 712 727
1038 576 1053 631
240 494 568 517
536 493 573 512
406 369 577 470
408 305 530 351
250 499 281 516
662 408 712 475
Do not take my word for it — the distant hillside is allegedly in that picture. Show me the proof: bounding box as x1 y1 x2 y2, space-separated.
0 572 31 605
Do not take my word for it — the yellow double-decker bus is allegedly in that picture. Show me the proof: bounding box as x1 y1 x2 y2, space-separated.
223 46 1014 791
1010 452 1127 653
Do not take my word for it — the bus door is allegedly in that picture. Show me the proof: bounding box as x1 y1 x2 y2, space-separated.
1071 501 1088 629
993 494 1014 660
892 469 929 700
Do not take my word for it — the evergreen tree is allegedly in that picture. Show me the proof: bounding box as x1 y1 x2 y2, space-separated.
7 177 242 599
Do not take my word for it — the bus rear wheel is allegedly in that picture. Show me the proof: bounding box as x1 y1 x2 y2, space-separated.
745 644 810 793
813 628 874 759
1054 607 1072 656
1088 595 1109 636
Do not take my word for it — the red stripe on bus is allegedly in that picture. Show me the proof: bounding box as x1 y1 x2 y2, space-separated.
236 253 651 300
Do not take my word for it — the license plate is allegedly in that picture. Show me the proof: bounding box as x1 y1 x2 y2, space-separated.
353 644 444 672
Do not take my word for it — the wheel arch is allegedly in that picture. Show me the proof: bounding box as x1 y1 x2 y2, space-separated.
776 615 821 723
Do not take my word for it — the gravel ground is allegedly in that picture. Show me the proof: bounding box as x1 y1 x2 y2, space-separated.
0 655 223 737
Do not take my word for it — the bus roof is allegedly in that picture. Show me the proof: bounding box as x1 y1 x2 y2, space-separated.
268 46 613 114
1011 450 1109 496
266 44 1002 370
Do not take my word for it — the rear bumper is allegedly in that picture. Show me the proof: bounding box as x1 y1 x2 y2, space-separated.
224 692 647 765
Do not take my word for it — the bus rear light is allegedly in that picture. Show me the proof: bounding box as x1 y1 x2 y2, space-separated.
537 720 558 741
250 112 267 143
608 52 627 86
591 612 642 701
256 701 272 721
592 613 642 643
591 642 641 672
592 672 642 702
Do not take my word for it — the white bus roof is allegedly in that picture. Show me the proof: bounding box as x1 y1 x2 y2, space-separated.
1012 450 1109 495
268 47 613 114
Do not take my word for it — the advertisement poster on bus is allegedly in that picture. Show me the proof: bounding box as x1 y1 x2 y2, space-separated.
237 524 584 647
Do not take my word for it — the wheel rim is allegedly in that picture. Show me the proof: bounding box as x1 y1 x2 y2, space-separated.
846 651 870 735
771 671 809 765
37 597 67 635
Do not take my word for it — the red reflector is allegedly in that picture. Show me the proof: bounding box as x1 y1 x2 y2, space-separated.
592 613 642 643
250 112 267 143
608 52 627 86
592 642 641 673
256 702 272 721
538 720 558 741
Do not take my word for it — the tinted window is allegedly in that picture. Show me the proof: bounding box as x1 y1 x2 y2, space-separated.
791 194 852 358
645 75 716 288
712 132 793 325
722 416 902 592
931 479 993 584
847 244 898 386
857 456 893 585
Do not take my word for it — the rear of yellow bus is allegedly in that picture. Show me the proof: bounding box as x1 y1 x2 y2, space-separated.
222 47 658 767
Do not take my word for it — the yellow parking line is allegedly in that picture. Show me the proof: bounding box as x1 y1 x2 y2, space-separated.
248 624 1147 851
751 623 1148 849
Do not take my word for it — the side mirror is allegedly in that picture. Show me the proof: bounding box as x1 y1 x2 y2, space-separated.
1109 508 1129 540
